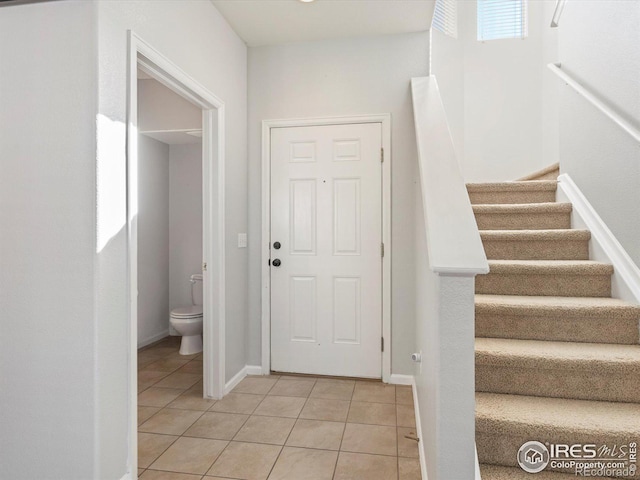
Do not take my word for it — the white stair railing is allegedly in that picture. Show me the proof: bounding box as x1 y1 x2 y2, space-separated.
411 76 489 480
548 63 640 144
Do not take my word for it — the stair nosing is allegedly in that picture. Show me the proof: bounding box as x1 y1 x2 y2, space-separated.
467 181 557 192
476 392 640 435
476 337 640 371
473 202 572 213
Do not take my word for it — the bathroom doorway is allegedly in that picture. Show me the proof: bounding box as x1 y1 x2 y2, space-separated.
127 32 226 473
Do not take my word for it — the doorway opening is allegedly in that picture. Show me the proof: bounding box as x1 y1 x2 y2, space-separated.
261 115 392 382
127 31 226 473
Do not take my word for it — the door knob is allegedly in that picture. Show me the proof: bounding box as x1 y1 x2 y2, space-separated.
272 259 282 267
273 241 281 250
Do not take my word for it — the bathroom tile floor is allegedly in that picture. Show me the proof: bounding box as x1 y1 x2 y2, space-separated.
138 337 421 480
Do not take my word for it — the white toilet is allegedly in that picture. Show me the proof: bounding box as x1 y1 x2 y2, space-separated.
170 274 203 355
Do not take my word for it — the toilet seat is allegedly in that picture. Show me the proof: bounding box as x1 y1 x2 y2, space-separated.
170 305 203 318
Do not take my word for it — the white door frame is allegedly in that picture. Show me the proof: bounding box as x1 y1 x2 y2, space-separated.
127 31 226 473
261 114 392 382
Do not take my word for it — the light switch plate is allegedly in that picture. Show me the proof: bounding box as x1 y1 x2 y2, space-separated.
238 233 247 248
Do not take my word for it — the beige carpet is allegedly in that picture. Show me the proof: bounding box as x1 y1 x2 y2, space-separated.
470 178 640 479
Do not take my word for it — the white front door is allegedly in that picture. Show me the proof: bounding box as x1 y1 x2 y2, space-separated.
270 123 383 378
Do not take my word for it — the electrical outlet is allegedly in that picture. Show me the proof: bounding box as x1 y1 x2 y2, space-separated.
238 233 247 248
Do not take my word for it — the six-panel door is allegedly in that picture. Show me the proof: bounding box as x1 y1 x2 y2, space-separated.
270 123 383 378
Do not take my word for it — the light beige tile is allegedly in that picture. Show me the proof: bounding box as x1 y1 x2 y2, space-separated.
347 401 396 426
395 386 413 406
233 415 295 445
299 398 350 422
268 446 338 480
253 396 305 418
232 376 278 395
150 436 228 475
209 393 264 414
341 423 397 456
145 357 191 373
138 432 178 468
206 441 281 480
268 378 316 398
138 406 161 426
138 468 145 477
139 408 203 435
333 452 398 480
139 370 170 388
352 382 396 404
143 346 178 357
140 470 202 480
396 404 416 428
184 412 248 440
286 419 345 451
168 389 217 411
397 427 419 458
175 360 203 375
154 372 202 390
398 457 421 479
138 387 185 408
309 379 355 401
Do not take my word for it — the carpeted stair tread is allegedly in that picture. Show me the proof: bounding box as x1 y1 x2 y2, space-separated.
476 338 640 371
476 392 640 437
473 202 572 214
486 259 613 275
473 203 572 230
480 464 603 480
467 180 557 192
480 229 591 260
467 181 558 204
475 294 640 318
480 229 590 241
477 260 613 297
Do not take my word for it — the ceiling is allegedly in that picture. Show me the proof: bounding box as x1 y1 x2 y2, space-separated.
211 0 435 47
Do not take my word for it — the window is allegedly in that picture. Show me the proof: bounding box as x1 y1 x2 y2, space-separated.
432 0 458 39
477 0 528 41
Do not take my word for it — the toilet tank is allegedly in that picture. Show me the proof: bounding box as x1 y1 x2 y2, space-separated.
190 274 203 306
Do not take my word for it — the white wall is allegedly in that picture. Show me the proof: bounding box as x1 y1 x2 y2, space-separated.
248 32 430 375
558 0 640 267
138 77 201 133
170 143 204 311
138 135 170 347
0 1 247 478
96 1 247 475
431 0 559 182
0 2 97 479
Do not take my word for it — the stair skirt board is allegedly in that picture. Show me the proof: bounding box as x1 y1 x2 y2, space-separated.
468 175 640 480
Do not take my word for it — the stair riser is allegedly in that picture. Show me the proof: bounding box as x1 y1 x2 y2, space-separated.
482 239 589 260
477 431 640 478
476 315 640 345
469 190 556 205
476 273 611 297
477 364 640 403
475 212 571 230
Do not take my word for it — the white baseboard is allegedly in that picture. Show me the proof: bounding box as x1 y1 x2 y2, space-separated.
557 174 640 304
410 377 428 480
119 473 133 480
389 374 414 386
224 365 271 395
137 329 170 349
245 365 263 376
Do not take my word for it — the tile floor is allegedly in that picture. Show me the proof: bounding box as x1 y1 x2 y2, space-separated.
138 337 421 480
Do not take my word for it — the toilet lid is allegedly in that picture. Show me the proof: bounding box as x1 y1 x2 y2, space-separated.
171 305 203 318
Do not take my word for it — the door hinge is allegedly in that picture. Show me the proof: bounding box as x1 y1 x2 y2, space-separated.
381 243 385 258
381 337 384 352
381 147 384 163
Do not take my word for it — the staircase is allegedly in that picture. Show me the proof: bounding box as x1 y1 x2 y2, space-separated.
467 179 640 479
